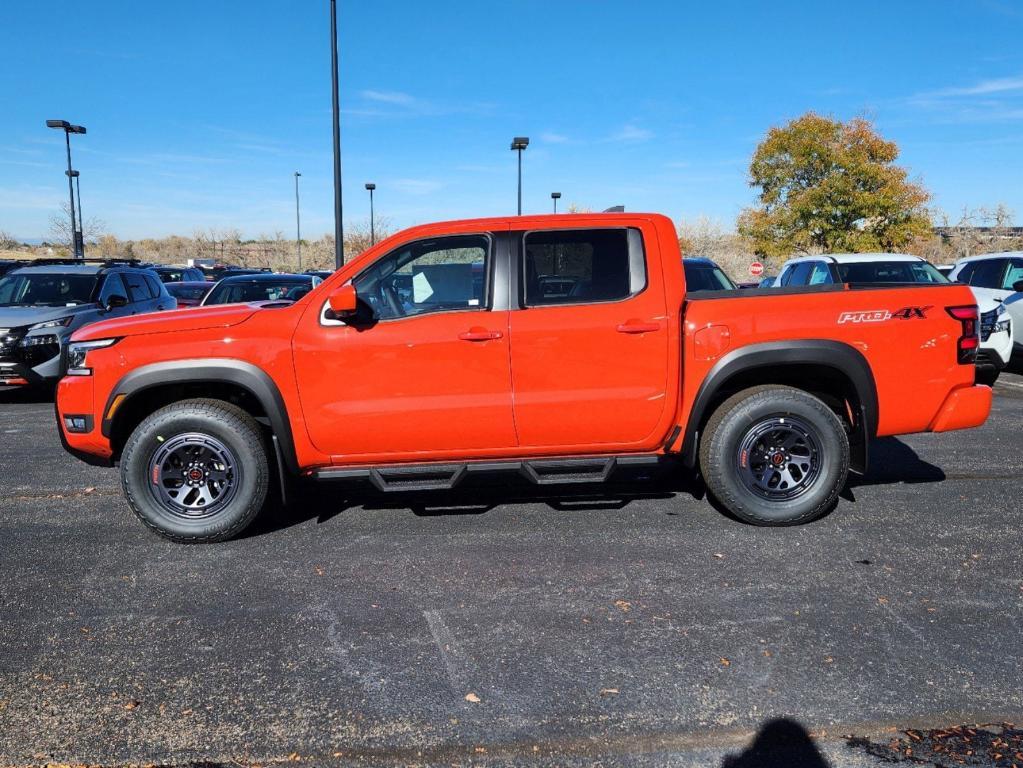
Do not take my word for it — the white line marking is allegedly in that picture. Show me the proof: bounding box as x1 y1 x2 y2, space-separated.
423 609 475 693
996 379 1023 390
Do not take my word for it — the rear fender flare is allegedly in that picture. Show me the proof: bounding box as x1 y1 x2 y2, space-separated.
680 340 878 473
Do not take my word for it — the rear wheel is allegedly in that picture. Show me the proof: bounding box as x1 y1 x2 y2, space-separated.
699 385 849 526
120 399 269 543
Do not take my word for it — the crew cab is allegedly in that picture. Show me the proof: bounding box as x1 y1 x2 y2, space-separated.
56 214 992 542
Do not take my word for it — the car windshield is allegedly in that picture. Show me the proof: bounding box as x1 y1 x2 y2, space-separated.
836 261 948 284
204 279 311 305
684 262 736 291
0 272 98 307
156 269 187 282
166 284 209 301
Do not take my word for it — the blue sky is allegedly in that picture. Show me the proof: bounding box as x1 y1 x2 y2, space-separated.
2 0 1023 241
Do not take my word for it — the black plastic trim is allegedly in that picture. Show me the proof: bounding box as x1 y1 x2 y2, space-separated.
313 454 664 491
100 359 299 473
679 340 879 473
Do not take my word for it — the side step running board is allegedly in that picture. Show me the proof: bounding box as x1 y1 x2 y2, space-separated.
312 455 663 493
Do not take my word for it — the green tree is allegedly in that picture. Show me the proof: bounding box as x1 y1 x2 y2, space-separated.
737 113 931 259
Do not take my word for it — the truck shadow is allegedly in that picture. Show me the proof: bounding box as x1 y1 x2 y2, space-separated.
720 717 829 767
0 385 55 404
245 438 946 538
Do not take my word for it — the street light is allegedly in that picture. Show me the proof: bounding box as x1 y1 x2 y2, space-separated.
46 119 87 259
329 0 344 268
365 183 376 245
294 171 302 270
510 136 529 215
551 191 561 213
67 170 85 254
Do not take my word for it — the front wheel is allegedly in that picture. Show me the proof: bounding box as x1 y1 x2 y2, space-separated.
699 385 849 526
120 399 269 543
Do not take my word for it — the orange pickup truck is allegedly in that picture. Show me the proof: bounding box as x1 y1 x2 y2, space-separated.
56 213 991 542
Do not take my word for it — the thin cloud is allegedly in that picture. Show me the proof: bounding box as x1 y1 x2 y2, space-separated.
361 89 418 106
920 74 1023 99
609 124 653 142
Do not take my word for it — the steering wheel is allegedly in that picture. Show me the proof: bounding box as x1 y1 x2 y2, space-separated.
380 282 404 318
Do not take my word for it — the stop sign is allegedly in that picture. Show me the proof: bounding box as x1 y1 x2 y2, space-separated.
749 261 764 277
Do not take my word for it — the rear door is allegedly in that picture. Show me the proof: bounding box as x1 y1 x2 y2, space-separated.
508 224 670 450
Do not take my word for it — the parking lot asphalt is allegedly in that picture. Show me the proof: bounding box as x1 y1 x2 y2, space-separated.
0 374 1021 767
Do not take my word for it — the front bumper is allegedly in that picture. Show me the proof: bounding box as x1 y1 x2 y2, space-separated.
928 384 993 433
0 328 65 385
55 374 114 465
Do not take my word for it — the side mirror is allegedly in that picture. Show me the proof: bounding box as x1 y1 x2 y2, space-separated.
327 284 358 316
1013 279 1023 293
104 294 128 311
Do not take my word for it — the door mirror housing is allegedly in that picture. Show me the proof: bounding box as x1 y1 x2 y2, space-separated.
104 294 129 311
327 284 358 316
1013 279 1023 293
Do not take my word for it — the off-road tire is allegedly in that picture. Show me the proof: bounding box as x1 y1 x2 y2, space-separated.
120 398 269 543
699 385 849 526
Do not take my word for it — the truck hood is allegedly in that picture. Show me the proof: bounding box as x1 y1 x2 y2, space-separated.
0 303 97 330
72 304 259 342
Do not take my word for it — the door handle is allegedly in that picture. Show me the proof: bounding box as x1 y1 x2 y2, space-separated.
616 320 661 334
459 327 503 341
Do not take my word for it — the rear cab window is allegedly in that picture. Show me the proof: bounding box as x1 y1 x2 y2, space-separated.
522 228 645 306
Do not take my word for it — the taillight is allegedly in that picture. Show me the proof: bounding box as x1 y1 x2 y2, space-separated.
946 305 979 364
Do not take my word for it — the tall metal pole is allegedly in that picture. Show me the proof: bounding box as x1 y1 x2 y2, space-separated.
294 171 302 270
74 173 85 256
62 131 79 258
329 0 344 267
369 186 375 244
517 148 522 216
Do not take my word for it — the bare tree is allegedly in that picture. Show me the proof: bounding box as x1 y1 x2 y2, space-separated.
0 230 18 250
47 203 106 252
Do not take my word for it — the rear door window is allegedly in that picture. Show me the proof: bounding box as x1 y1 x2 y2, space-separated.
99 273 127 303
144 274 164 298
523 228 644 305
123 272 153 302
808 262 834 285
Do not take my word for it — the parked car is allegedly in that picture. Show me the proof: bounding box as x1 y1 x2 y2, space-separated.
949 252 1023 359
150 265 206 283
0 260 26 278
936 265 955 279
774 253 1012 385
200 273 322 306
199 265 273 282
757 275 777 288
57 213 991 542
304 270 335 280
164 281 212 308
683 257 737 291
0 259 175 386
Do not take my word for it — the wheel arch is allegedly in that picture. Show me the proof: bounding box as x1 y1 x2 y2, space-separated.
102 359 298 474
680 340 878 473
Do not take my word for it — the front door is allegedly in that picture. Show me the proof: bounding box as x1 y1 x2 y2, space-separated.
293 231 517 461
508 225 671 451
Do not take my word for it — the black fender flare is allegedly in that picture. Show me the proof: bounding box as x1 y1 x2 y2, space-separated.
101 358 299 473
680 340 878 473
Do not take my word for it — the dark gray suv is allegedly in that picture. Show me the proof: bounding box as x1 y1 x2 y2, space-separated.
0 259 176 386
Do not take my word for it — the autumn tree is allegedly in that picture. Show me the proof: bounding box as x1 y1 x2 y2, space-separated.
738 113 931 259
47 203 107 252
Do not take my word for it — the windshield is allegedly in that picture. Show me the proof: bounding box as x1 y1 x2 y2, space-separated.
836 261 949 284
684 262 737 291
166 283 210 301
0 272 98 307
204 279 312 305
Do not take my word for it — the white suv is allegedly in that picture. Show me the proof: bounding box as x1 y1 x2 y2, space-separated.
773 253 1013 385
949 252 1023 362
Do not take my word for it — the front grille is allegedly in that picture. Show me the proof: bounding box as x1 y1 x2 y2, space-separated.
0 327 26 362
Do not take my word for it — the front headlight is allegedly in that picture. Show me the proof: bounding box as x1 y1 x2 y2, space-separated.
29 316 73 331
66 338 119 376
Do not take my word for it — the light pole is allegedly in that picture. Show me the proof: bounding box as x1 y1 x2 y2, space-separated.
365 183 376 245
46 119 86 259
329 0 344 267
510 136 529 215
551 191 561 213
294 171 302 270
68 170 85 256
